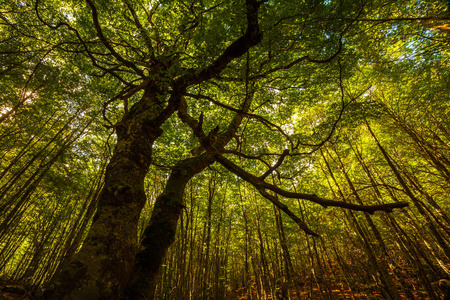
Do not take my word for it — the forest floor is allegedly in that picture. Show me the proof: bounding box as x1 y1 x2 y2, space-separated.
225 287 437 299
225 280 439 300
226 286 384 299
225 263 450 299
0 278 443 300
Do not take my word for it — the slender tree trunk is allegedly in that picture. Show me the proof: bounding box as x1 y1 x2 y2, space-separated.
201 174 215 300
365 120 450 259
390 112 450 183
349 141 424 299
274 204 295 299
320 150 402 300
395 165 450 237
213 187 229 299
51 171 104 281
239 185 253 296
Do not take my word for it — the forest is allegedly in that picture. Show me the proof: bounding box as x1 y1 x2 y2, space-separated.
0 0 449 299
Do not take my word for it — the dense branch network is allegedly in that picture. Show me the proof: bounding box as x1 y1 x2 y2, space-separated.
32 0 412 239
173 1 410 237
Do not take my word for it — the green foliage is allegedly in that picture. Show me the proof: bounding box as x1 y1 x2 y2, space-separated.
1 0 449 298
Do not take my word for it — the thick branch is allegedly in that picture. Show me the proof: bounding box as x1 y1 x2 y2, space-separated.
176 0 263 87
177 96 206 140
260 149 290 179
214 152 409 214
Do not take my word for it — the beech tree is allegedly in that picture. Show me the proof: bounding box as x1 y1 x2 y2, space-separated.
1 0 448 299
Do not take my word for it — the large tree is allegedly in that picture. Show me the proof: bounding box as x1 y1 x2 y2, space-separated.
1 0 447 299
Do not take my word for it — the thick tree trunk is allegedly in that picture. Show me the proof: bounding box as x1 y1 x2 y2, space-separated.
120 83 252 299
120 153 215 300
42 87 166 300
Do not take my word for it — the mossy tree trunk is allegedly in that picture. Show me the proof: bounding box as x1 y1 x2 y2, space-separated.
120 153 216 300
43 86 173 300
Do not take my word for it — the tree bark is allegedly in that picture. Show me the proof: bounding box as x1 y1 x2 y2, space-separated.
120 153 215 299
42 87 168 300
